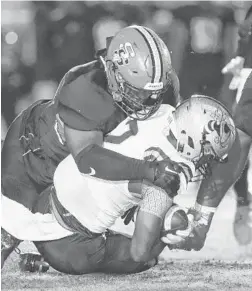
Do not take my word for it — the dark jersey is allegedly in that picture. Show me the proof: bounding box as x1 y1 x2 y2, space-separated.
54 61 125 132
27 61 126 168
234 72 252 137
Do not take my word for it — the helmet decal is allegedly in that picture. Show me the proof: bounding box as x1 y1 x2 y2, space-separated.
200 103 235 150
113 42 136 66
144 82 163 90
203 119 234 149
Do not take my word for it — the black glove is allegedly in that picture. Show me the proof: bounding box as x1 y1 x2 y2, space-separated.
152 158 182 197
169 206 214 251
121 206 138 225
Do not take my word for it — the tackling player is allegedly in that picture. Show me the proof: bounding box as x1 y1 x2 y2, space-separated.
1 25 180 268
2 96 236 274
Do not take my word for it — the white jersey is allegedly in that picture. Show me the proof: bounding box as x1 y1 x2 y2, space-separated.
54 104 195 234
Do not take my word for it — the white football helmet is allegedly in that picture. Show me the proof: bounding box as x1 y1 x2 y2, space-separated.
163 95 236 178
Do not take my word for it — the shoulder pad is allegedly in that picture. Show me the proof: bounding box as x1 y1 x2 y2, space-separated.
55 67 116 123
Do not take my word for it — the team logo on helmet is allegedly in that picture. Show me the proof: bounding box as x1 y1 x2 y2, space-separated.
203 119 234 149
113 42 135 66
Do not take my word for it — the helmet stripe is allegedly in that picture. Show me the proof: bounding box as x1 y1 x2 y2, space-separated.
132 26 155 83
132 25 162 84
145 28 163 83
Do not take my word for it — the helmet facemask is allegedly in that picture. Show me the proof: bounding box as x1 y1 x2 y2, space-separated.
191 135 228 181
104 59 168 120
165 122 217 181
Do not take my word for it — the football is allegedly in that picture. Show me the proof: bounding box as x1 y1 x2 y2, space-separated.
162 204 189 235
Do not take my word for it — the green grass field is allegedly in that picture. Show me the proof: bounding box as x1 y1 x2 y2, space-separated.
2 185 252 291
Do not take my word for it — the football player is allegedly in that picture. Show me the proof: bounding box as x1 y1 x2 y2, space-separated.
171 6 252 251
1 25 181 269
171 72 252 252
221 4 252 245
2 96 236 274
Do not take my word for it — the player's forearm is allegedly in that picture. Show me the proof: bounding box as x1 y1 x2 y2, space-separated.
196 130 251 208
131 184 172 263
75 144 155 181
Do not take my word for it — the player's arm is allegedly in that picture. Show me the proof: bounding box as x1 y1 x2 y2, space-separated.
63 123 182 196
64 124 154 181
198 72 252 209
197 128 251 208
130 182 173 263
64 124 153 181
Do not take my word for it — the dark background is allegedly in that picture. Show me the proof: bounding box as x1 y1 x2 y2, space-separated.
2 1 251 138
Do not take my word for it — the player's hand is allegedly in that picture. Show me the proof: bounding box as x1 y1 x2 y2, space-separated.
152 158 182 197
168 206 214 251
161 221 193 245
221 56 245 90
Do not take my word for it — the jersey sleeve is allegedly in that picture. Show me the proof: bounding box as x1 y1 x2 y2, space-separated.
234 72 252 137
57 102 98 131
55 70 115 131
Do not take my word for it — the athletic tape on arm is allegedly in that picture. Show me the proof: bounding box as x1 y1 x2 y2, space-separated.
140 182 173 219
